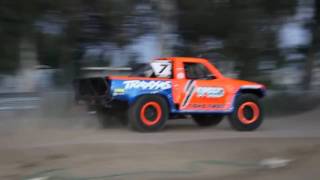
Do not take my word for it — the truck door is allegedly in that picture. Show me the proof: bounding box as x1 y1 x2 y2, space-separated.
177 62 231 112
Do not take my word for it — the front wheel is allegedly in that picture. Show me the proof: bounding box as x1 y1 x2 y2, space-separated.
228 94 264 131
128 95 169 132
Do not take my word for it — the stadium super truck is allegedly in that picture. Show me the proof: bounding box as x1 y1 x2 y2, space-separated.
74 57 266 132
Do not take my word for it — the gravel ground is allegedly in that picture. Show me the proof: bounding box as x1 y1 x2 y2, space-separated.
0 106 319 180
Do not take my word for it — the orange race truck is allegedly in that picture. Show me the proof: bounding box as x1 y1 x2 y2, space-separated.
74 57 266 132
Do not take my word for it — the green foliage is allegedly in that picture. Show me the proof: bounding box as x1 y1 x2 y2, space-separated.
0 0 318 90
175 0 298 81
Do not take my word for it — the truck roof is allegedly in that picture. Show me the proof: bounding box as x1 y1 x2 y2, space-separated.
156 57 209 63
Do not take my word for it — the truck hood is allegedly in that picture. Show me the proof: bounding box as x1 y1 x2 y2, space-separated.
222 77 265 89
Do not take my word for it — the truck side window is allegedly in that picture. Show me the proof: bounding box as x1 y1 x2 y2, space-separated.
184 63 215 80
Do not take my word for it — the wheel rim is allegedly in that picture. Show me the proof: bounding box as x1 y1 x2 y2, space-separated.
237 102 260 124
140 101 162 126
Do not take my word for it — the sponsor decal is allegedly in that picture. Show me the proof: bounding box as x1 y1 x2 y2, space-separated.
189 104 225 109
123 80 171 90
177 72 185 79
113 88 125 95
196 87 224 98
181 81 225 109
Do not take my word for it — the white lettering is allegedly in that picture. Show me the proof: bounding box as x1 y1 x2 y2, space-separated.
196 87 224 98
123 80 171 90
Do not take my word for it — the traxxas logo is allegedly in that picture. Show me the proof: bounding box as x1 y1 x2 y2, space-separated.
123 80 171 90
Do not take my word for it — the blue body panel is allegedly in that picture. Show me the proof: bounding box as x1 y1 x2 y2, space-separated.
110 79 176 110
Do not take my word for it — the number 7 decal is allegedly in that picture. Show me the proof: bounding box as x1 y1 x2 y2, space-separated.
159 64 168 73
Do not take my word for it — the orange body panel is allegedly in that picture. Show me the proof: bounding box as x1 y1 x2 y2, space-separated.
167 57 264 112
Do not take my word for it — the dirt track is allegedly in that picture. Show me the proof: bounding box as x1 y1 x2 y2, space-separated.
0 107 320 180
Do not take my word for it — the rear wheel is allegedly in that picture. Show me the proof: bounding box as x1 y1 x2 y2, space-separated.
228 94 263 131
128 95 168 132
193 115 223 127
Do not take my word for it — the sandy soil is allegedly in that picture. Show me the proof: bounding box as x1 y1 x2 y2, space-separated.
0 106 320 180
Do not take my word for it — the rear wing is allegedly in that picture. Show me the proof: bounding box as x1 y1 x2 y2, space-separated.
74 66 132 103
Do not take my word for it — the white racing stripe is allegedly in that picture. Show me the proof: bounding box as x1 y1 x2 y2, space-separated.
181 80 196 108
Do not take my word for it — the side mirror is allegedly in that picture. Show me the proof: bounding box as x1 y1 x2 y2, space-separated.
206 74 216 80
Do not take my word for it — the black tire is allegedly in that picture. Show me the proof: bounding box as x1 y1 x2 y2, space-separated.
192 115 223 127
228 94 264 131
128 95 169 132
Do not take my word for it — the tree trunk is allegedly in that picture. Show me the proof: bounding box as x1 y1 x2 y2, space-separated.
303 0 320 90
